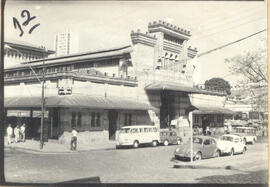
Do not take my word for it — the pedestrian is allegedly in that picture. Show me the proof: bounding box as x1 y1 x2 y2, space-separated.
20 123 26 142
14 125 20 143
70 127 78 151
6 124 13 144
202 116 208 136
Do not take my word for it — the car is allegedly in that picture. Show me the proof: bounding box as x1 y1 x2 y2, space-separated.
160 129 182 146
116 125 160 148
233 127 257 144
217 134 247 156
174 136 221 161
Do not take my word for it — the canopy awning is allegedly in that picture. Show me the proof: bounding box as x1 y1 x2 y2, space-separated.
188 104 235 115
5 95 157 111
145 82 226 96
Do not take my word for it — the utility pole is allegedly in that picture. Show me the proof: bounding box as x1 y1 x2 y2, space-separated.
40 50 45 149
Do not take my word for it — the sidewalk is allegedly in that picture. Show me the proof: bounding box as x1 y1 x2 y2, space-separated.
4 137 116 154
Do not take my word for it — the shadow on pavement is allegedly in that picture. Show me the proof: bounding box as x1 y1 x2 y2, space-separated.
195 169 268 184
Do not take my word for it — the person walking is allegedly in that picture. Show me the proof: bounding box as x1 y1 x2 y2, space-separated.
6 124 13 144
20 123 26 142
14 125 20 143
70 127 78 151
202 116 208 136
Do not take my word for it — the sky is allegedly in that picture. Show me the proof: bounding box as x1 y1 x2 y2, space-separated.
4 0 267 86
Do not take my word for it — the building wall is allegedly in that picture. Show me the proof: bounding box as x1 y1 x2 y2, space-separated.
58 108 152 146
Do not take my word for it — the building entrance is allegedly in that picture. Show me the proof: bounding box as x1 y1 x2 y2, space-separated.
108 110 118 140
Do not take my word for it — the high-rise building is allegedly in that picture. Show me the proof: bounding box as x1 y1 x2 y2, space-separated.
54 30 79 56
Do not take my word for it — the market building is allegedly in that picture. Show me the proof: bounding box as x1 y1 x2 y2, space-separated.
4 20 234 146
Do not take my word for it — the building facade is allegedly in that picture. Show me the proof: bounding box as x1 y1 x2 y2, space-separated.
4 21 233 146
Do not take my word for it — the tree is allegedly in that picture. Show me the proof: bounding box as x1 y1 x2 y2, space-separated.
224 38 267 112
205 77 231 95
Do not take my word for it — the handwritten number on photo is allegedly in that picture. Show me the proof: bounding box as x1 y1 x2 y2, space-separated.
13 9 40 37
13 17 24 37
21 10 36 26
29 23 40 34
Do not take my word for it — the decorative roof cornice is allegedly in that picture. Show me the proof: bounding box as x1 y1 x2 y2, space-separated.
130 30 157 47
148 20 191 37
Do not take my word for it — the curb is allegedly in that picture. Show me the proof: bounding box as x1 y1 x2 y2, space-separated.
5 146 116 154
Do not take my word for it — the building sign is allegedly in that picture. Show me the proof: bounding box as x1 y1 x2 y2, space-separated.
6 110 49 118
33 110 49 118
7 110 30 117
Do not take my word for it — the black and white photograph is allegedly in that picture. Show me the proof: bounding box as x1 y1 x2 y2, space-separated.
1 0 268 184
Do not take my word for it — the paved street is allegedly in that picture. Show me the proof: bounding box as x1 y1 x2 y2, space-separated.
4 142 268 183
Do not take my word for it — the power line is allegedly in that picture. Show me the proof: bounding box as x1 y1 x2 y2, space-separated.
192 16 266 42
192 6 263 31
197 29 267 58
197 7 265 35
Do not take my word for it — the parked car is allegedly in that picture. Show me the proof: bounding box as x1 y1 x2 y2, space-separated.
116 125 160 148
160 129 182 146
174 136 221 161
233 127 257 144
217 134 247 156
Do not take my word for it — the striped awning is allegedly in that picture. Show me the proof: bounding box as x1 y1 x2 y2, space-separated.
5 95 157 111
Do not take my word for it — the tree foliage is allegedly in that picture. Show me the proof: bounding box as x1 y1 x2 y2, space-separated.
205 77 231 95
224 38 267 112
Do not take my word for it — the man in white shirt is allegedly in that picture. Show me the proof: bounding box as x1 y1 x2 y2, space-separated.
6 124 13 144
71 127 78 151
14 125 20 143
20 123 26 142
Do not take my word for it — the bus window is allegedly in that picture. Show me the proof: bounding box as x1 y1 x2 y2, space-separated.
144 128 148 133
131 128 138 133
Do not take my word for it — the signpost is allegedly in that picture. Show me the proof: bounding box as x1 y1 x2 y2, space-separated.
40 52 45 149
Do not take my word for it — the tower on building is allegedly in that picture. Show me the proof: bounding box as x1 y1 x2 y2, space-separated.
54 30 79 56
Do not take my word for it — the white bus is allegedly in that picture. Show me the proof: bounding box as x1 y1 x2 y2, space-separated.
116 125 160 148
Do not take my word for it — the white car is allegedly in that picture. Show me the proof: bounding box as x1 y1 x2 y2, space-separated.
234 127 257 144
217 134 247 156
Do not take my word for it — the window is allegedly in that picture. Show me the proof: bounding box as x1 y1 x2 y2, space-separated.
96 112 100 127
71 112 76 127
204 139 211 145
77 112 81 127
139 128 143 133
153 127 157 132
131 128 138 133
194 114 199 123
71 112 82 128
217 115 223 123
91 112 101 127
91 112 96 127
144 128 149 133
124 113 132 126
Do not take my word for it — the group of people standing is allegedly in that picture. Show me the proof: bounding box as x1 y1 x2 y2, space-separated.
6 123 26 144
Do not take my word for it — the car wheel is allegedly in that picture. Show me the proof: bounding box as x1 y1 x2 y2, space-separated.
152 140 158 147
229 148 234 156
177 139 181 145
215 150 221 157
133 141 139 148
164 140 169 146
194 152 202 161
